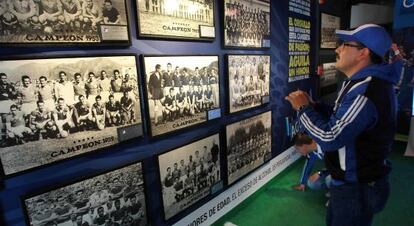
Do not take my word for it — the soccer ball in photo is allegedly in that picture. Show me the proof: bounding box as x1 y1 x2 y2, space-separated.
60 130 69 138
44 26 53 33
97 120 105 130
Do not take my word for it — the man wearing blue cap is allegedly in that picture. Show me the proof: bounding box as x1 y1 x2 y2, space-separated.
286 24 402 226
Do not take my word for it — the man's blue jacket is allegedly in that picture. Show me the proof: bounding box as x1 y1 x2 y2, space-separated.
298 62 401 184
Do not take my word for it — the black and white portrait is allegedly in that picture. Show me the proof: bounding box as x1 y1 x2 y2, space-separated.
136 0 215 40
226 111 271 184
0 0 129 44
158 134 220 219
228 55 270 113
224 0 270 48
143 55 219 136
23 162 147 226
0 56 142 175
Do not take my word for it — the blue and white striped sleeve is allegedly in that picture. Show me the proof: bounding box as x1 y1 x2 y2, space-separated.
298 94 378 151
300 153 318 185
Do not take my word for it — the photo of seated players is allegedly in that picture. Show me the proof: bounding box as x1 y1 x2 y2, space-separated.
224 0 270 48
23 162 147 226
0 0 128 43
158 134 221 219
226 111 272 184
144 56 220 136
137 0 214 40
228 55 270 113
0 56 142 176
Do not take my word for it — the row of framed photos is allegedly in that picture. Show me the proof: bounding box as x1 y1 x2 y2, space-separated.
0 54 270 177
0 0 271 49
21 110 272 225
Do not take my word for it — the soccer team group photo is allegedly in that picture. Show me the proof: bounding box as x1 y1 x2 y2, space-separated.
24 162 147 226
224 0 270 48
0 0 129 43
228 54 270 113
144 56 220 136
226 111 272 184
0 56 142 175
137 0 215 39
158 134 221 219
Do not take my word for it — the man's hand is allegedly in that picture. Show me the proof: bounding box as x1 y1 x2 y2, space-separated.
285 90 310 111
292 184 306 191
309 172 320 182
303 92 315 106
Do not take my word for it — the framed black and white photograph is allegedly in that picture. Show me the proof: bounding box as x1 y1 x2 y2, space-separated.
22 162 147 226
226 111 272 185
223 0 270 49
227 55 270 113
320 62 338 88
158 133 221 220
320 13 341 49
143 55 220 137
136 0 215 40
0 0 131 45
0 55 143 176
320 62 343 102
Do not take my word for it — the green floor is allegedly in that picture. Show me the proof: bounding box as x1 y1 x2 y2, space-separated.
213 141 414 226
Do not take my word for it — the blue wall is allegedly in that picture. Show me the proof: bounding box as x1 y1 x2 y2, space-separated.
0 0 318 225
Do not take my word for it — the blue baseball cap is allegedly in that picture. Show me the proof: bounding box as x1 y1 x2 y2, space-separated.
335 24 392 58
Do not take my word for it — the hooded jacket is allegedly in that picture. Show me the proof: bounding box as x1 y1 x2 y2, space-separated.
298 61 401 184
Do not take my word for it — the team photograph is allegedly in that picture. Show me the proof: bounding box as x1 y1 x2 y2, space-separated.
224 0 270 48
137 0 214 39
143 56 219 136
228 55 270 113
226 111 272 184
320 13 340 49
320 62 337 87
0 0 129 43
0 56 142 175
158 134 220 219
24 162 147 226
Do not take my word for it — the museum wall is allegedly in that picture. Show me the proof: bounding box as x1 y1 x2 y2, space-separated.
0 0 319 225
